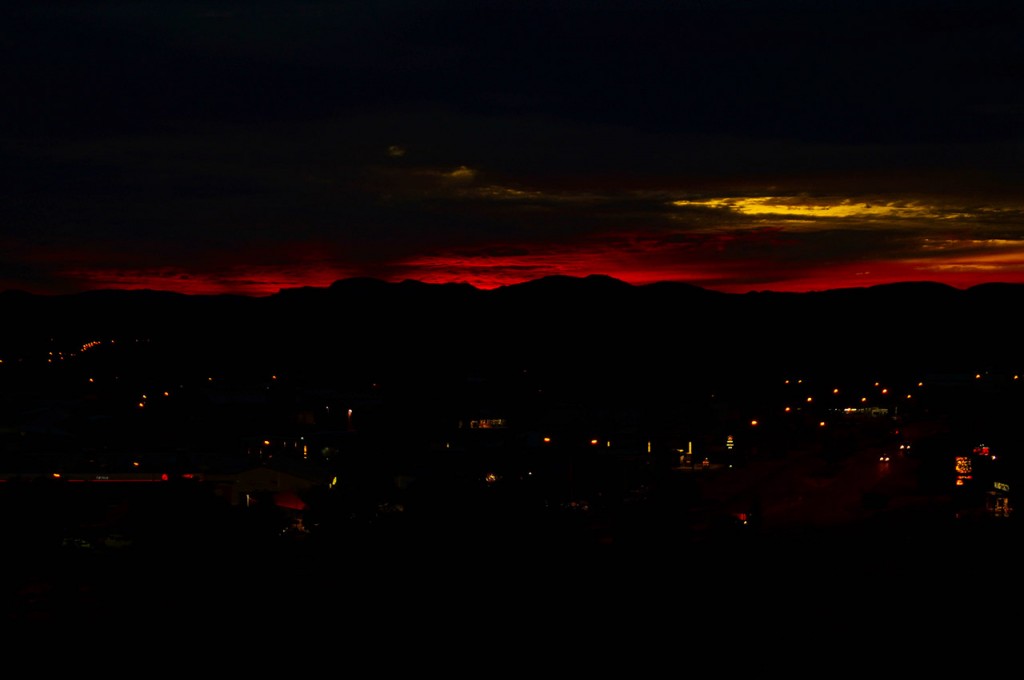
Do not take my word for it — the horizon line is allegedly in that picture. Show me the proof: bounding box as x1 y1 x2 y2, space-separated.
1 274 1017 299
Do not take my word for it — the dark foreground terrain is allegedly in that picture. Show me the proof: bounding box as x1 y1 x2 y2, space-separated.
4 431 1017 636
2 277 1021 647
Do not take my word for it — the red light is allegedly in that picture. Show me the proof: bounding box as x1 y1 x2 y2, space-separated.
160 473 169 481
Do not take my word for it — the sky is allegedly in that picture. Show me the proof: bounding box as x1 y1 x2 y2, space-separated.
3 0 1023 296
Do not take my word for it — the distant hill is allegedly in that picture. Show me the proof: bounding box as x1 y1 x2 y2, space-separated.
1 276 1020 388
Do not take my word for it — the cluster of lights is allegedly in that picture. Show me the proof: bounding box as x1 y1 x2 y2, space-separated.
954 455 973 486
771 374 942 431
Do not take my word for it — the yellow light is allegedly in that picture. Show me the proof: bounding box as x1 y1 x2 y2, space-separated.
750 420 758 426
672 196 920 218
590 439 599 446
819 421 826 427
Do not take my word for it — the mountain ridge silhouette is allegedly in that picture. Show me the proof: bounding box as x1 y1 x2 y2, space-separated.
1 276 1018 384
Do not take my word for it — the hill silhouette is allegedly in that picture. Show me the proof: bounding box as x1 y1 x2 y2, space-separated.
1 276 1018 386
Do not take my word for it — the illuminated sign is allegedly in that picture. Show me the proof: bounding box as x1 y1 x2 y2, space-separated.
469 418 506 429
994 482 1010 492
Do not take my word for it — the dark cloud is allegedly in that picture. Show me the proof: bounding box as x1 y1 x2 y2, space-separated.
2 0 1023 295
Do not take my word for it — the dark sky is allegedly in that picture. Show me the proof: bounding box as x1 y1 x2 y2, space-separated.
4 0 1023 295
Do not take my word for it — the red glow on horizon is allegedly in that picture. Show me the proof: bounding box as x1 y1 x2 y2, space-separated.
16 244 1024 297
54 262 1024 296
